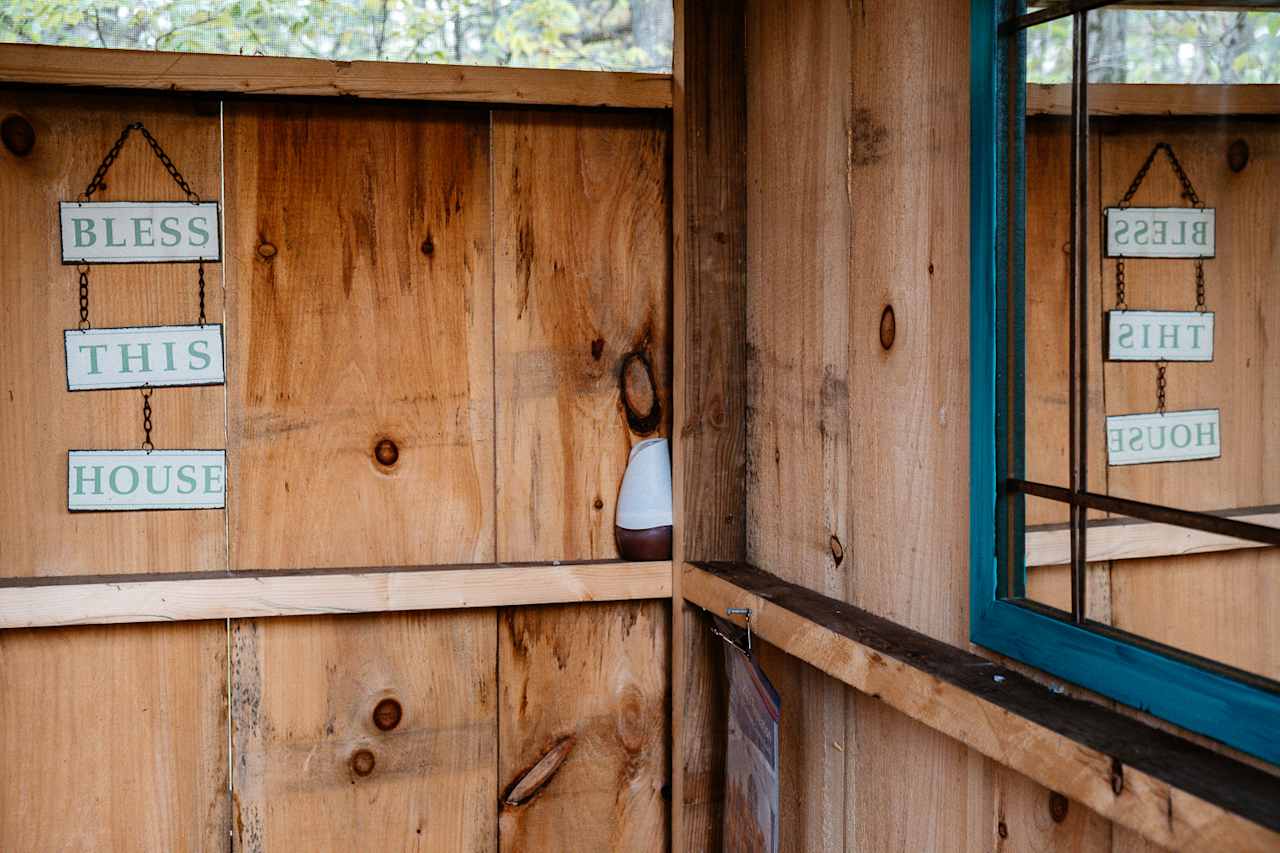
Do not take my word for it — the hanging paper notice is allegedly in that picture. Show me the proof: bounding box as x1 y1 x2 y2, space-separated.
60 201 221 263
65 324 224 391
1106 409 1220 466
1105 207 1214 258
68 449 226 511
1105 311 1213 362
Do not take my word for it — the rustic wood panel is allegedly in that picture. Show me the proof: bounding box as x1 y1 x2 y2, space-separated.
223 99 499 852
493 109 670 563
231 611 496 852
225 100 494 571
1098 119 1280 681
492 108 672 851
497 602 669 852
1028 83 1280 117
0 90 227 849
0 43 673 109
743 0 852 846
671 0 747 847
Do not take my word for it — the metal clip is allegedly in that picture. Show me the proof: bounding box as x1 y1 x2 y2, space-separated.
726 607 753 654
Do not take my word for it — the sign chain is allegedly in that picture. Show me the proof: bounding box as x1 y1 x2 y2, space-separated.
1156 361 1168 415
141 387 155 453
80 122 201 203
197 261 206 326
1113 141 1207 311
77 264 91 330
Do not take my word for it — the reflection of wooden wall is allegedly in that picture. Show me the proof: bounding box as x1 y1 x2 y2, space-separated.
1024 115 1280 682
0 91 670 850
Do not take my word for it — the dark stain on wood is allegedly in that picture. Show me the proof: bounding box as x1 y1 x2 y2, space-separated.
1048 791 1069 823
850 108 889 166
1 114 35 157
620 350 662 436
503 735 576 806
879 305 896 350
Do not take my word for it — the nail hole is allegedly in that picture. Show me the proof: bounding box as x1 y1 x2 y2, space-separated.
372 698 402 731
1 115 35 157
351 749 376 777
421 238 435 256
879 305 896 351
374 438 399 467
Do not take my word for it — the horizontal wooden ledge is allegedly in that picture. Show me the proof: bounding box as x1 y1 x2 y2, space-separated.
682 561 1280 853
0 560 672 629
1027 83 1280 117
0 43 673 110
1026 506 1280 567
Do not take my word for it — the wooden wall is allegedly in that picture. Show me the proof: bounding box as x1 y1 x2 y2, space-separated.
0 90 670 850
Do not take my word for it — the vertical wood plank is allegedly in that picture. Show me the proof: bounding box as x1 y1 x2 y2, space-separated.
744 0 851 847
497 603 669 852
671 0 747 848
493 109 671 563
223 100 498 852
492 108 672 851
0 90 228 850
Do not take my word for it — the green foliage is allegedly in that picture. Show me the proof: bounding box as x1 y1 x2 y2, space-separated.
1026 9 1280 85
0 0 673 72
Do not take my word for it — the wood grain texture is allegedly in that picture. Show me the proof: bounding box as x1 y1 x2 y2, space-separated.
1027 83 1280 117
670 1 746 848
743 0 851 846
225 99 493 571
497 602 669 852
0 560 673 628
0 43 673 109
1026 510 1280 567
231 611 497 852
0 91 228 850
686 562 1280 853
492 108 673 852
493 109 670 563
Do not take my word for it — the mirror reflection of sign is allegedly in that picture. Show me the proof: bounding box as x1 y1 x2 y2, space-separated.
1106 311 1213 362
68 450 226 511
1105 207 1215 259
60 201 221 263
65 325 224 391
1106 409 1220 466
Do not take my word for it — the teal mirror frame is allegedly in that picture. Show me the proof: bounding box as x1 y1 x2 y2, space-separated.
968 0 1280 765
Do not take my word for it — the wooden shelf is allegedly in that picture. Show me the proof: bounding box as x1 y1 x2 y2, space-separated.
682 561 1280 852
0 43 673 109
1027 83 1280 117
0 560 672 629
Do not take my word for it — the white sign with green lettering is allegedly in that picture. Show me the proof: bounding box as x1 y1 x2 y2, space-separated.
1106 409 1220 466
68 449 226 511
1105 310 1213 362
60 201 221 263
65 325 224 391
1105 207 1214 259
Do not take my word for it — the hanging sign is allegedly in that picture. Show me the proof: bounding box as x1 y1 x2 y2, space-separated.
1106 409 1220 466
1105 207 1214 259
64 324 224 391
68 449 226 511
1105 310 1213 362
60 201 221 264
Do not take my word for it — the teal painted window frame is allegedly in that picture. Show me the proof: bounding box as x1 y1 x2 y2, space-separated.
968 0 1280 765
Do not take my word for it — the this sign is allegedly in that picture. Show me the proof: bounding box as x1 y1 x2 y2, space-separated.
68 449 226 511
60 201 221 263
1105 310 1213 362
1106 409 1220 466
64 324 224 391
1105 207 1215 258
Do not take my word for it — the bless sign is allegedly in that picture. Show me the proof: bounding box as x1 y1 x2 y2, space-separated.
60 201 221 263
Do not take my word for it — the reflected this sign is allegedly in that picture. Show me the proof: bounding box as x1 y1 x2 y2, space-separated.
1106 409 1220 466
60 201 221 263
68 449 226 511
65 324 224 391
1105 207 1214 258
1105 310 1213 362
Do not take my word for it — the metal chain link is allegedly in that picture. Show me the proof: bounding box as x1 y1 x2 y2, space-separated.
141 388 155 453
197 261 206 326
1156 362 1168 415
1195 259 1206 312
80 121 202 203
1115 258 1127 310
77 264 91 329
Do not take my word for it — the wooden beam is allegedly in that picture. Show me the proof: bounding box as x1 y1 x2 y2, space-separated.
1027 83 1280 117
1026 508 1280 567
0 44 672 110
0 561 672 629
683 561 1280 853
